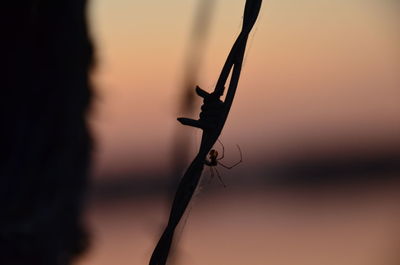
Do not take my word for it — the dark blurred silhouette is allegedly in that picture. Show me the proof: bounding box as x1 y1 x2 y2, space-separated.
170 0 216 185
1 1 93 264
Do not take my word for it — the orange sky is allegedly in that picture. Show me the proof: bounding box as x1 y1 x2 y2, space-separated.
88 0 400 180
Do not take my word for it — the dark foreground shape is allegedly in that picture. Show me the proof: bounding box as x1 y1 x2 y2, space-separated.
1 1 93 264
149 1 262 264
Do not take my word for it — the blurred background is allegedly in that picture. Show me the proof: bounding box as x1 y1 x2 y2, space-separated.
80 0 400 264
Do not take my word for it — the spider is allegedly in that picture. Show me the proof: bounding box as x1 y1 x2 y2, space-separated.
204 140 243 187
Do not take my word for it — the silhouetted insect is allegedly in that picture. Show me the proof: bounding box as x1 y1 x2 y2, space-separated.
204 140 243 187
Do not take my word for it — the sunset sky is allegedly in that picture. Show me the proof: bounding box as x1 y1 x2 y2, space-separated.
88 0 400 180
80 1 400 265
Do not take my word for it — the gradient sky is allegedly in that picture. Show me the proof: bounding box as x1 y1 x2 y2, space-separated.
88 0 400 180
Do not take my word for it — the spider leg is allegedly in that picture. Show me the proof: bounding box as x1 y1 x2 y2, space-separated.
214 167 226 188
218 144 243 169
207 166 214 185
216 139 225 160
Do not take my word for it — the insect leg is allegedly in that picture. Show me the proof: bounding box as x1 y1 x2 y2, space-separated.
217 139 225 160
218 144 243 169
214 167 226 188
207 166 214 185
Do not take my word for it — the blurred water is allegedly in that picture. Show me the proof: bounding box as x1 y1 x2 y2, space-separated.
77 178 400 265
